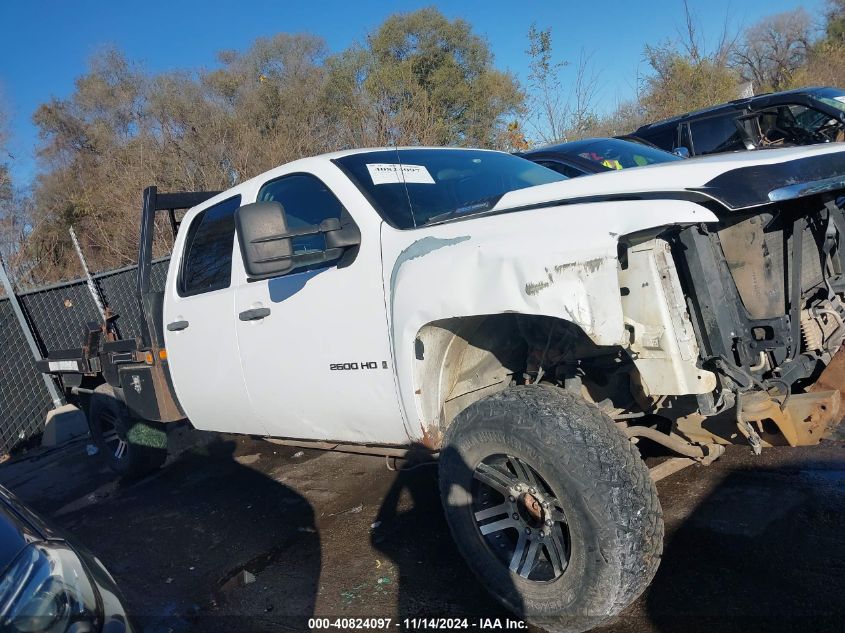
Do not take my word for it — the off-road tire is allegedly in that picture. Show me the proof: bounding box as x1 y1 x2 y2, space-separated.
439 385 663 633
88 383 168 478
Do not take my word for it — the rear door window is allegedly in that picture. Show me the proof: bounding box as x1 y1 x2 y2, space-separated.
641 127 679 152
689 114 745 154
179 195 241 296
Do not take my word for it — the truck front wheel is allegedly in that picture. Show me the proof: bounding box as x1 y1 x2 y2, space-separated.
88 384 168 478
439 386 663 632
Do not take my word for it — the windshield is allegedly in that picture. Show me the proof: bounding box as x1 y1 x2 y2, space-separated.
569 139 681 169
813 87 845 115
787 104 832 130
334 149 564 229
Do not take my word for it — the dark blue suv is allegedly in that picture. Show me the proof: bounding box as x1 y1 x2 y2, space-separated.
631 86 845 156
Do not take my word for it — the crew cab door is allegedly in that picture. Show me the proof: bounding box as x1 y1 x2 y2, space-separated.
163 194 267 435
233 168 407 444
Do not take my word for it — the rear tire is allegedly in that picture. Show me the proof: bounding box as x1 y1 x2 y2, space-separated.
439 385 663 633
88 384 168 478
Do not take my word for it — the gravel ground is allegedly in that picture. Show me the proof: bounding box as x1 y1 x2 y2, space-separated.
1 424 843 633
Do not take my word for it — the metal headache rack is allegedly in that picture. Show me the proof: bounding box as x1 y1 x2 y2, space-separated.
0 185 224 455
136 187 221 348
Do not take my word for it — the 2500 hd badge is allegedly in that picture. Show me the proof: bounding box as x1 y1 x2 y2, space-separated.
329 361 389 371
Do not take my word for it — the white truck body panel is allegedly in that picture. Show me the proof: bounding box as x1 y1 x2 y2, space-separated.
162 144 844 446
164 256 266 436
165 160 408 442
232 162 407 444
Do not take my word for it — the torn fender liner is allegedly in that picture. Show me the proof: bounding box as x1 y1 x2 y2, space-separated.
697 151 845 209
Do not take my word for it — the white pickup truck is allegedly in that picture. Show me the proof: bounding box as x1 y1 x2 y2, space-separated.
41 144 845 631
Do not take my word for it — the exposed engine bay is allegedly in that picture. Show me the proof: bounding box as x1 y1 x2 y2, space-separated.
511 191 845 456
667 192 845 450
691 198 845 386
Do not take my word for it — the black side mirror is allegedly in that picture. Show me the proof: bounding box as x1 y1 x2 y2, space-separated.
235 201 362 281
236 201 295 280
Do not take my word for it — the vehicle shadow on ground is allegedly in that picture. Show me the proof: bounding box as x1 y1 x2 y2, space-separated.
371 444 518 630
55 437 322 633
638 458 845 633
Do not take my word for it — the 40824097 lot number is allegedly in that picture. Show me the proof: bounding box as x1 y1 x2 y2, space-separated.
309 618 393 629
309 618 527 630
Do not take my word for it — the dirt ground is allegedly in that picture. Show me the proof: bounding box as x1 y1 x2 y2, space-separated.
1 425 843 633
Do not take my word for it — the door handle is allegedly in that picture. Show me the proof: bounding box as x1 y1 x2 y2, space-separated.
239 307 271 321
167 320 190 331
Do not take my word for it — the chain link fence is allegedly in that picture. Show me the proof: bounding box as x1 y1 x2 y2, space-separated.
0 299 55 454
0 259 170 455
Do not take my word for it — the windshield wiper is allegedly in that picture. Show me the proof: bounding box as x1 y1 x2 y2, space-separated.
425 194 505 225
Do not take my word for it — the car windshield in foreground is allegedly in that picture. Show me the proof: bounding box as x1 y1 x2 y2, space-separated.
334 149 565 229
565 138 681 170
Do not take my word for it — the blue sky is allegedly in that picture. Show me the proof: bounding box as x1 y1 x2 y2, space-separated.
0 0 825 185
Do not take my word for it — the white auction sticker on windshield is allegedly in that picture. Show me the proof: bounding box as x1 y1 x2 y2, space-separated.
366 163 435 185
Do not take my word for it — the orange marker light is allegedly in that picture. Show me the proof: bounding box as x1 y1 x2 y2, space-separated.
158 349 168 360
144 352 154 364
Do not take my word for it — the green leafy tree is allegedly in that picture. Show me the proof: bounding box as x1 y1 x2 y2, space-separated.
793 1 845 89
360 7 524 147
824 0 845 42
640 46 740 121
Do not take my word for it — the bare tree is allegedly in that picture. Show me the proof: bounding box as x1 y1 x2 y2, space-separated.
525 24 568 144
637 1 740 122
732 9 813 91
0 105 9 198
0 105 20 282
568 51 601 139
525 25 600 145
672 0 736 66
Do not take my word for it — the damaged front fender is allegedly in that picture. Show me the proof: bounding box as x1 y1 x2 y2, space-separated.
381 198 719 441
